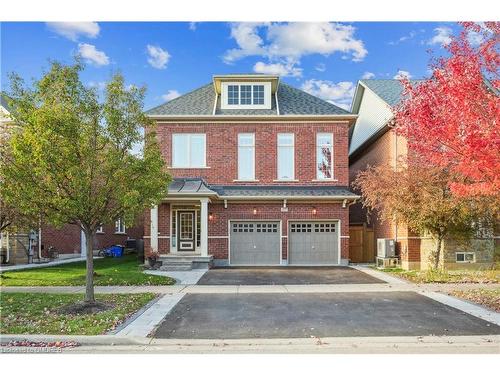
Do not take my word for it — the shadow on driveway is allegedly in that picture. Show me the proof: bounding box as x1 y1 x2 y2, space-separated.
196 266 385 285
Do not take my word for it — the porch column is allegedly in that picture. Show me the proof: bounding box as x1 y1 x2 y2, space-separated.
200 198 209 257
150 205 158 252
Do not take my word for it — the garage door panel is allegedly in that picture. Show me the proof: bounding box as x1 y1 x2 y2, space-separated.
289 222 338 265
230 222 280 265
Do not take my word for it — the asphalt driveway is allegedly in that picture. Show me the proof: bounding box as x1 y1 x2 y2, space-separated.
153 292 500 339
196 266 384 285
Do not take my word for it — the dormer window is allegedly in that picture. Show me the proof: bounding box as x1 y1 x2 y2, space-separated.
221 82 271 109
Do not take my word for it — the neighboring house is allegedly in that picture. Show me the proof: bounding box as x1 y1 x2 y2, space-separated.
348 79 495 270
0 97 144 265
144 74 359 269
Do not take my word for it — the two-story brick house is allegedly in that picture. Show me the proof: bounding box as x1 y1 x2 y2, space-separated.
144 74 359 269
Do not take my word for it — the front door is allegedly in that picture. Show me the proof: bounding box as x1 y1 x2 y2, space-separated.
178 211 195 251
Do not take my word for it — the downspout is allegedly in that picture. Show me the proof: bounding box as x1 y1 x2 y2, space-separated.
5 232 10 263
393 128 398 243
38 222 42 259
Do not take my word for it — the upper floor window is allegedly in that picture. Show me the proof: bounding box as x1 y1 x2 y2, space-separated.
316 133 334 180
253 85 264 105
115 218 126 234
238 133 255 180
96 225 104 234
277 133 295 180
172 134 206 168
221 82 271 109
228 85 239 105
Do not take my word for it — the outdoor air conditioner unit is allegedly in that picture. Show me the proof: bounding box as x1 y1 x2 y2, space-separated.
377 238 395 258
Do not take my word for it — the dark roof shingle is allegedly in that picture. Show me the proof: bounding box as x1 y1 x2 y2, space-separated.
146 80 351 116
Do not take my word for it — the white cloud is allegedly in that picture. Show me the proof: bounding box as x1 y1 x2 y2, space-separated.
315 63 326 72
301 79 355 110
161 90 181 102
146 45 171 69
47 22 100 41
189 22 197 31
393 70 412 79
362 71 375 79
428 27 453 46
77 43 109 66
87 81 106 91
253 61 302 77
223 22 367 65
467 31 484 46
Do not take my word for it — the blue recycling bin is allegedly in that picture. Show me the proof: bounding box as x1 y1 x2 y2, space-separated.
110 245 124 257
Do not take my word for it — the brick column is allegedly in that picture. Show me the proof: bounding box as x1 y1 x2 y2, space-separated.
150 205 158 253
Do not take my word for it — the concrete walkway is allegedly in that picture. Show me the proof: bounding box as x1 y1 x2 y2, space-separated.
0 256 106 273
0 256 89 272
1 282 498 294
144 269 207 285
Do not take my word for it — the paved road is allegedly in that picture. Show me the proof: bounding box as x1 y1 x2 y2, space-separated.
153 292 500 339
197 266 385 285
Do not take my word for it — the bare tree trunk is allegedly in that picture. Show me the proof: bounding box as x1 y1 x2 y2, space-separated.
433 235 443 270
84 229 95 304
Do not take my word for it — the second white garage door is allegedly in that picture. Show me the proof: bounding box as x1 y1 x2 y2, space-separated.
229 221 281 265
288 222 339 265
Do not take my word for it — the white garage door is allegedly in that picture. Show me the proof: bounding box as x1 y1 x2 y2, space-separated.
230 221 281 265
288 222 339 265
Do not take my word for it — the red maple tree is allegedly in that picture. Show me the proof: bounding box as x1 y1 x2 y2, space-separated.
394 22 500 198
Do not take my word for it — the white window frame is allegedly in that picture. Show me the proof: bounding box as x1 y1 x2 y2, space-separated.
115 219 126 234
456 252 475 263
277 133 295 180
172 133 206 168
316 133 334 180
237 133 256 181
96 225 104 234
221 82 272 110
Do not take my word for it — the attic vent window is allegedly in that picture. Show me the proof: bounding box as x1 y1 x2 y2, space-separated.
221 82 271 110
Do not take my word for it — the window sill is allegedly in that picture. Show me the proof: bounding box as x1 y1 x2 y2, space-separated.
233 179 260 182
96 232 104 235
273 179 299 182
168 166 211 169
114 232 127 235
311 179 338 182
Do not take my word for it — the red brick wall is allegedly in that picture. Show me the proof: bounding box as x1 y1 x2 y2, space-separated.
41 219 144 255
146 201 349 262
348 128 420 265
154 121 350 186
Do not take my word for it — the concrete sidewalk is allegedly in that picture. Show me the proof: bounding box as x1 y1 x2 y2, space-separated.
1 282 498 294
1 334 499 354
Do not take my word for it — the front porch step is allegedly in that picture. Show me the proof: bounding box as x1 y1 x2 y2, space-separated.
158 254 213 271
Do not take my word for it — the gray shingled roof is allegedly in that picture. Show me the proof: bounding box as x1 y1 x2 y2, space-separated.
0 94 11 113
168 178 217 195
146 81 350 116
360 79 420 107
167 178 358 198
210 184 358 198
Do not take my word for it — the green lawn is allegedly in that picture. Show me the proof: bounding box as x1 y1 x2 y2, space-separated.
0 292 157 335
373 266 500 283
0 255 175 286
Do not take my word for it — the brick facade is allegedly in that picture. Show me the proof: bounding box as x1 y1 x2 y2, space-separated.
145 201 350 263
145 120 353 264
155 121 350 186
41 219 144 257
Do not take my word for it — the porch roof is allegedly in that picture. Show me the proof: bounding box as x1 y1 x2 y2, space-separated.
167 178 359 200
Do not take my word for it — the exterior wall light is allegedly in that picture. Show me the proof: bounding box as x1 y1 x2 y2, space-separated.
312 207 317 215
209 213 214 221
253 208 257 215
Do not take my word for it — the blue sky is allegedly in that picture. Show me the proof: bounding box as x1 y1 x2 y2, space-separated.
0 22 464 110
